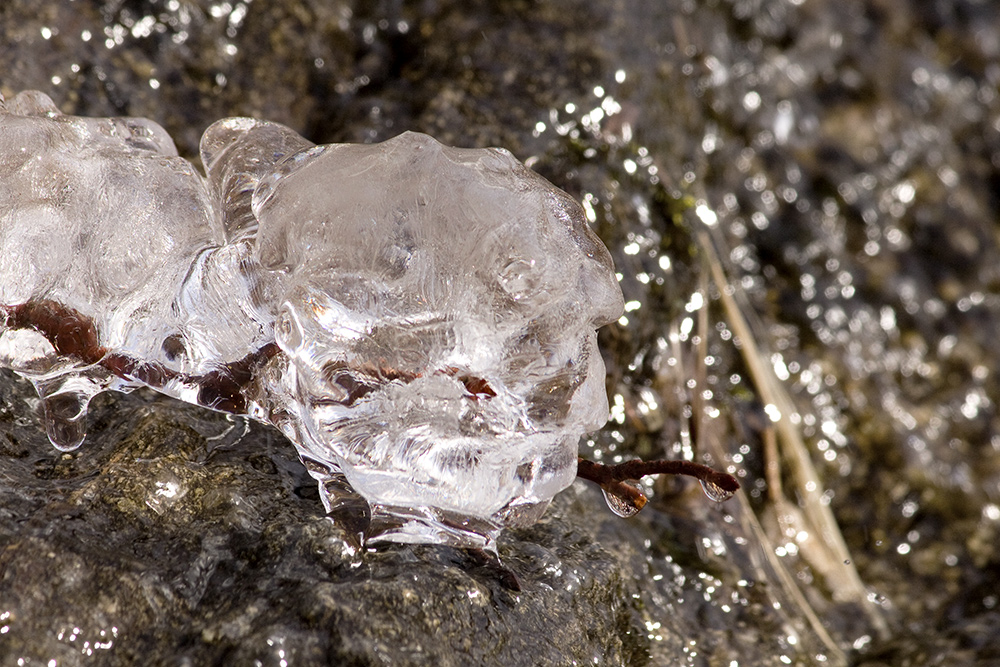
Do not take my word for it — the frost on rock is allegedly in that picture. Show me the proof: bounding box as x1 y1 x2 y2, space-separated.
0 91 624 549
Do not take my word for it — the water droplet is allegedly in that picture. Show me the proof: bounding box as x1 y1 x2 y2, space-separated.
700 478 736 503
41 391 90 451
601 482 645 517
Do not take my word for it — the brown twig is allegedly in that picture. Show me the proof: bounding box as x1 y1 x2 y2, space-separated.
5 299 741 518
1 300 495 416
1 299 279 414
577 456 740 516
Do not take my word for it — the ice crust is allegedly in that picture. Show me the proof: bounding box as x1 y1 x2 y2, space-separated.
0 91 624 548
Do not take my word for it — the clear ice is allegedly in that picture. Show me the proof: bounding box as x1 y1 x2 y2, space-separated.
0 91 624 549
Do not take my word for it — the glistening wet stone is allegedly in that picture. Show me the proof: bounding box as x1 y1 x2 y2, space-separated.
2 0 999 664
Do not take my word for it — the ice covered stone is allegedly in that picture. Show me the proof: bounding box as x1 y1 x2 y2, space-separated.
0 91 624 549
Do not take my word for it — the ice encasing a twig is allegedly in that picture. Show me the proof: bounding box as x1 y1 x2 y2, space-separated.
0 90 624 549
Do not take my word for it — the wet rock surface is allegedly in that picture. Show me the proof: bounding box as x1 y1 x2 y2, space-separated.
2 0 1000 665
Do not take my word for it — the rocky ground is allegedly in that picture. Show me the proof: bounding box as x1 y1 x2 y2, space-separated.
2 1 999 665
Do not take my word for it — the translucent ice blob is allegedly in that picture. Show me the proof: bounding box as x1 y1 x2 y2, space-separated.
0 91 623 549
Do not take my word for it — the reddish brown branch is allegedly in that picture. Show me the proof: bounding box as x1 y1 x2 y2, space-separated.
577 457 740 491
1 300 491 415
2 300 105 363
1 299 280 414
577 456 740 515
6 300 741 516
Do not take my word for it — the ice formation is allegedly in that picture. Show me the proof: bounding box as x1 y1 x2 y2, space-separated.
0 90 624 549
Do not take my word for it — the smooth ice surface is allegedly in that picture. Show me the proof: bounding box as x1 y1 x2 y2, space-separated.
0 91 623 547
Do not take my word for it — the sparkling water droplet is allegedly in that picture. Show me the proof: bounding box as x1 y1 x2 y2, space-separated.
41 391 90 451
700 478 736 503
601 482 644 517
